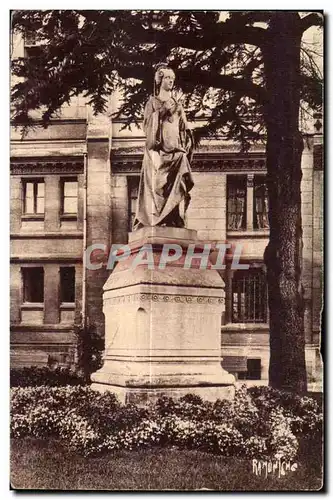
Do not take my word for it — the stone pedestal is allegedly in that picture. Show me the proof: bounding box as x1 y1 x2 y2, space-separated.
91 227 235 404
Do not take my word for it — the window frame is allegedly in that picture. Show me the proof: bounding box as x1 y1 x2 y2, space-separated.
60 177 78 218
238 358 262 380
23 33 45 62
253 175 269 230
231 268 268 324
22 178 45 217
22 266 44 304
59 266 76 304
227 174 247 231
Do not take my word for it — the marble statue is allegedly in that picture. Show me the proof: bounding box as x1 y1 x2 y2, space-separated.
133 64 194 230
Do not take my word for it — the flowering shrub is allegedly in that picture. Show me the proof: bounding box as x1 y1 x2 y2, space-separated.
243 436 268 457
11 386 91 440
58 413 102 456
154 394 213 421
10 385 322 460
116 419 164 450
266 408 299 460
249 386 323 436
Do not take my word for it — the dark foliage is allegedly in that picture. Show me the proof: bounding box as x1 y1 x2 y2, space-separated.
11 10 322 150
75 325 104 381
10 366 86 387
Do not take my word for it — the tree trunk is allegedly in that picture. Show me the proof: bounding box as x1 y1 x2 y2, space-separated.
263 13 307 392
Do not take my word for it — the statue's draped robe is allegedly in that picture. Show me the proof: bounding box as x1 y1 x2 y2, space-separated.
133 96 194 230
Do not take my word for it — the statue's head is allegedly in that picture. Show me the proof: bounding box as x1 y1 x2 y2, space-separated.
154 64 175 94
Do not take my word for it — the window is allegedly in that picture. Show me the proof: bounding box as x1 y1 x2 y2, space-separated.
24 32 44 64
24 44 42 62
60 267 75 303
232 269 267 323
24 32 37 46
128 176 140 231
23 180 45 215
22 267 44 303
238 358 262 380
61 178 78 215
227 176 246 230
254 176 269 230
227 174 269 232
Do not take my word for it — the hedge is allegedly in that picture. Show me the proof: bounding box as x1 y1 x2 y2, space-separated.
11 385 322 459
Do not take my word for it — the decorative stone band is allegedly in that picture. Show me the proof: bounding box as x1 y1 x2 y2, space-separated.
112 148 266 174
10 160 84 175
106 293 224 305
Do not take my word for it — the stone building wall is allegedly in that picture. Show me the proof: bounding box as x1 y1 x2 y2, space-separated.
85 118 112 339
187 172 227 242
10 119 87 368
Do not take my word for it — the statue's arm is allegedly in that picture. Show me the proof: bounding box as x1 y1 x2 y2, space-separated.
143 97 161 150
143 98 154 133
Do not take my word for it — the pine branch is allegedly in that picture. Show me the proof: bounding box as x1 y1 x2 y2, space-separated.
300 12 323 33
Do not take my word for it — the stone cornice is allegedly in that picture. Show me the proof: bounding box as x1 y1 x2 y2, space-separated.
112 143 265 155
192 156 266 172
111 150 266 174
11 232 83 239
10 157 84 175
11 256 82 263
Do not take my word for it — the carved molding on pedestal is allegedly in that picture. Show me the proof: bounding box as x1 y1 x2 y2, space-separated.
107 293 224 305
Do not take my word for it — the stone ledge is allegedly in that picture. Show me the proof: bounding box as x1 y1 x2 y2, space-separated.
221 323 269 332
129 226 198 244
11 232 83 239
227 230 269 238
90 384 235 405
103 267 225 291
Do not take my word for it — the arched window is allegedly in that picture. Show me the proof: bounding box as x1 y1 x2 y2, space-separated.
232 269 267 323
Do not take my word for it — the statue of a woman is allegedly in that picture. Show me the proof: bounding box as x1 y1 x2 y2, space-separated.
133 64 194 230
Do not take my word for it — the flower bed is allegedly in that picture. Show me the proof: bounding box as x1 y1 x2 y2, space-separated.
11 385 322 459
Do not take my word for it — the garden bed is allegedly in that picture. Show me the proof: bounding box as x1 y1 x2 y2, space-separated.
10 384 323 491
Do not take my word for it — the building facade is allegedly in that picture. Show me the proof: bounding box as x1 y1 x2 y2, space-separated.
10 37 323 388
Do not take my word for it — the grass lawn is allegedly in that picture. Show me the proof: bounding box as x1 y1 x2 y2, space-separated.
11 438 323 491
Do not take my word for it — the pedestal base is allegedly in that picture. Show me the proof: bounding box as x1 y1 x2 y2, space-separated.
90 227 235 403
90 383 235 405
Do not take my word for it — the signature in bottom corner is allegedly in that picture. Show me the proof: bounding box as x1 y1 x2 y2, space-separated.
252 458 298 479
